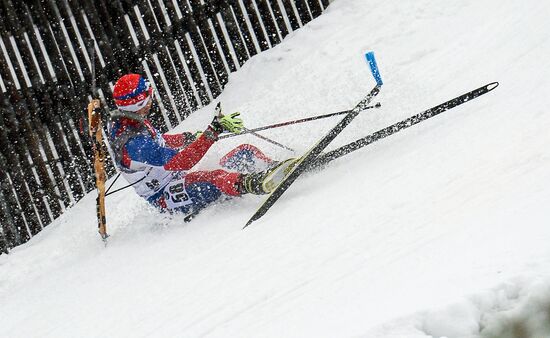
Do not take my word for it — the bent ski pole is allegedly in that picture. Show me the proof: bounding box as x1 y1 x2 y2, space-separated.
242 127 295 152
220 103 381 140
215 102 295 152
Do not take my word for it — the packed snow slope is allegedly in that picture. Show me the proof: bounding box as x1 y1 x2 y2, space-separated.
2 0 550 337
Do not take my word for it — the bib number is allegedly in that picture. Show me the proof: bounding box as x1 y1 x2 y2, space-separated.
163 178 193 209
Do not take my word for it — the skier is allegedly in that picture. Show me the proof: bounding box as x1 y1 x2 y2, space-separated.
108 74 295 216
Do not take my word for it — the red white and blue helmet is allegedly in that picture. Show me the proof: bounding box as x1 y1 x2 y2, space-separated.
113 74 153 112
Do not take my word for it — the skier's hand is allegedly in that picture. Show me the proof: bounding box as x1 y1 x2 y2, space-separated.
210 112 244 134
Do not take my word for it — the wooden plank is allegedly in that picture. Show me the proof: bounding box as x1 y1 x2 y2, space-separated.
216 1 250 66
41 0 85 91
319 0 330 10
69 0 120 83
80 0 128 78
10 2 87 201
0 106 37 240
294 0 312 26
40 88 87 200
64 0 118 177
253 0 281 46
198 1 238 73
3 0 73 209
306 0 323 19
0 104 44 234
122 0 180 128
167 6 210 106
1 109 53 227
162 0 210 107
0 207 9 252
265 0 290 39
240 0 270 51
0 24 62 221
50 0 95 94
158 0 201 112
26 0 96 193
279 0 301 30
174 0 222 98
228 0 259 57
187 0 229 89
96 0 142 72
76 0 130 157
0 153 25 249
145 0 201 115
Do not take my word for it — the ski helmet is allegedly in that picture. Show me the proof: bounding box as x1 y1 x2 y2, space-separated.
113 74 153 112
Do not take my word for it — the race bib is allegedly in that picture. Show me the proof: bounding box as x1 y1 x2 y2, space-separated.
163 178 193 209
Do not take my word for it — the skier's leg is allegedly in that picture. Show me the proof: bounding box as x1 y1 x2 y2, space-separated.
219 144 274 173
184 159 299 205
185 170 242 196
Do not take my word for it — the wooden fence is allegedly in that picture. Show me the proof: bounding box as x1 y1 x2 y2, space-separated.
0 0 330 254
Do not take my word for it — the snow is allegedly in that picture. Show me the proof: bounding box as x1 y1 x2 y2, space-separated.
2 0 550 337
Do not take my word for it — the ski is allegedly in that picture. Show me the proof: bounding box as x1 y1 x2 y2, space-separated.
311 82 499 169
86 40 109 243
87 99 109 242
244 52 383 228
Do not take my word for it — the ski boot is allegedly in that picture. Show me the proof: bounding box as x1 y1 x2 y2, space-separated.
239 158 299 194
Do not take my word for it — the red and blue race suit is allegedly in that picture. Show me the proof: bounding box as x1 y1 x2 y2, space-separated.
108 112 272 214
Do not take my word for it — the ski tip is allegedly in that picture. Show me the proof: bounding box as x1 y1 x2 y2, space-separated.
244 211 263 229
99 233 109 247
365 51 383 86
243 219 253 229
487 82 499 91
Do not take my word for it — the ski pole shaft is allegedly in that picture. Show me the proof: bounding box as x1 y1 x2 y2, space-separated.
220 103 381 140
242 127 295 152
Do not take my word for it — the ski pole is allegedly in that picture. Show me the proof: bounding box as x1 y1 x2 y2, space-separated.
220 103 381 140
215 102 295 152
242 127 295 152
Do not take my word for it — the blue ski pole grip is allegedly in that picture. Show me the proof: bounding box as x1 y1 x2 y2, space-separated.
365 51 383 86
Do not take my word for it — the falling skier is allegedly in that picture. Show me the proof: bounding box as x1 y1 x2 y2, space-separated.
108 74 296 217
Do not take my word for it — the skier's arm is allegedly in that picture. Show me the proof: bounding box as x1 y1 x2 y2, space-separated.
162 132 196 149
127 112 244 170
163 128 218 170
164 112 245 169
124 127 219 171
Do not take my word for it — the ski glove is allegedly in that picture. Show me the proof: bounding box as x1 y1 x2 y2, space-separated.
193 130 203 139
210 112 244 134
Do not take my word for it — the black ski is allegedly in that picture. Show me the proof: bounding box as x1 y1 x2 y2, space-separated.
244 85 382 228
312 82 499 169
244 52 384 228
